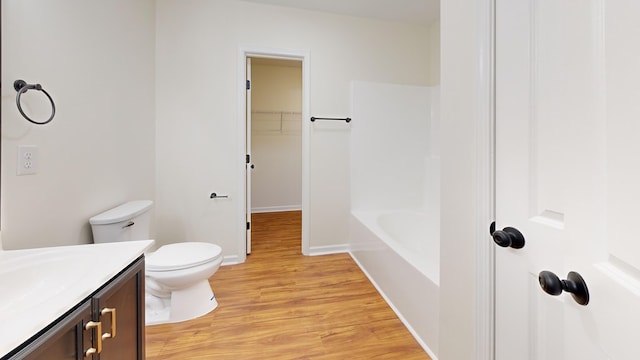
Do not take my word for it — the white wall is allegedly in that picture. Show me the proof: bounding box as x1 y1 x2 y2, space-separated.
0 0 438 258
0 0 156 249
439 0 486 359
251 61 302 212
428 21 441 86
154 0 434 258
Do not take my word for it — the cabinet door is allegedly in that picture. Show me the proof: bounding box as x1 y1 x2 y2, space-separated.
92 257 145 360
11 301 92 360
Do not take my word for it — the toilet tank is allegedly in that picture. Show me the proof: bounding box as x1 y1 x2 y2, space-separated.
89 200 153 243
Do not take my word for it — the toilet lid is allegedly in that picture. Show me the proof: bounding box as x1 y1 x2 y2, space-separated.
146 242 222 271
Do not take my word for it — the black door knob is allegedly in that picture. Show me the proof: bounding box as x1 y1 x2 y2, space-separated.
489 222 525 249
538 270 589 306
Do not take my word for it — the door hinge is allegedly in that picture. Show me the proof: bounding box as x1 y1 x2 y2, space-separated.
246 154 250 164
246 222 251 230
246 80 251 90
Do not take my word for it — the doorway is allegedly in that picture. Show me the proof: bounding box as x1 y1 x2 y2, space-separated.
247 57 303 253
237 46 310 262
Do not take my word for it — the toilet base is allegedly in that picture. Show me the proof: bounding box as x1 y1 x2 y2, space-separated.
145 280 218 326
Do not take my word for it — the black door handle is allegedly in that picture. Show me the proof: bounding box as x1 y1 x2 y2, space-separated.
489 222 525 249
538 270 589 306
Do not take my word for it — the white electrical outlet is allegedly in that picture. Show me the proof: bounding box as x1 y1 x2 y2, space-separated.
17 145 38 175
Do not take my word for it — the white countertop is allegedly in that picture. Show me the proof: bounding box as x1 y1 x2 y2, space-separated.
0 240 154 358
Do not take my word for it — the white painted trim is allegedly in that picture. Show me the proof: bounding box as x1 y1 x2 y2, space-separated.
237 47 248 264
237 45 311 262
307 244 349 256
251 205 302 213
475 0 496 359
221 255 243 266
300 54 311 256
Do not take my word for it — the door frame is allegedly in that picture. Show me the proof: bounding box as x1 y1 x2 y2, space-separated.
475 0 496 358
236 45 311 262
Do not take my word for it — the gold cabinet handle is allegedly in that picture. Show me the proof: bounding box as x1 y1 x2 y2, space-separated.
84 321 102 356
101 307 117 340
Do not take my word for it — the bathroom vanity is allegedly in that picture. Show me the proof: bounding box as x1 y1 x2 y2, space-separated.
0 240 154 360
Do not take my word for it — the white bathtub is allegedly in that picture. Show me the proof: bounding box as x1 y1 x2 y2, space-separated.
350 209 440 359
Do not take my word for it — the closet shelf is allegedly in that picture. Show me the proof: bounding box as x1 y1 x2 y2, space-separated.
252 110 302 135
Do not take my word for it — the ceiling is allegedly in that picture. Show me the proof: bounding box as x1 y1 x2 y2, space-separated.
239 0 440 26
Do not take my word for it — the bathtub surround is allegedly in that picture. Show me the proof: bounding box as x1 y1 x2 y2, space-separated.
349 81 440 358
350 81 436 212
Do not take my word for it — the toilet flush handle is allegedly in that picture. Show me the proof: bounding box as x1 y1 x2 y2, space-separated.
122 221 135 229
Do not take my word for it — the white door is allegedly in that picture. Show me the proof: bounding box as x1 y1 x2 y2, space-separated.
246 57 253 254
495 0 640 359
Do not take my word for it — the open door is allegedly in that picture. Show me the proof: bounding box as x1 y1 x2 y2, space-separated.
494 0 640 358
245 57 253 254
239 47 309 260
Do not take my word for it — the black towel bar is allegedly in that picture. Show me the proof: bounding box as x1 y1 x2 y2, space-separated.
310 116 351 123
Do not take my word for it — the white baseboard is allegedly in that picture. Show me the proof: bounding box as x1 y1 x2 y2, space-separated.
307 244 349 256
222 254 243 266
223 244 349 263
251 205 302 213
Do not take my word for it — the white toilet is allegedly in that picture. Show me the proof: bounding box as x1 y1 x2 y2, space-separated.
89 200 223 325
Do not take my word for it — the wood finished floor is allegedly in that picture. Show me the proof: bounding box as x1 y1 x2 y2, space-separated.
146 211 430 359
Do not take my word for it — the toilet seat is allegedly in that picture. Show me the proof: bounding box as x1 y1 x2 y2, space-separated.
146 242 222 272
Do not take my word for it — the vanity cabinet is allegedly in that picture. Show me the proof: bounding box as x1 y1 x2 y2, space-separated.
12 301 93 360
5 257 145 360
91 256 145 360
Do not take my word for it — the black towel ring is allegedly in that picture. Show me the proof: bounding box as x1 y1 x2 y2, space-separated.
14 79 56 125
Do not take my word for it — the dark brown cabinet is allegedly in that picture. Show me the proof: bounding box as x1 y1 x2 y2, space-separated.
15 301 93 360
5 257 145 360
91 257 145 360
